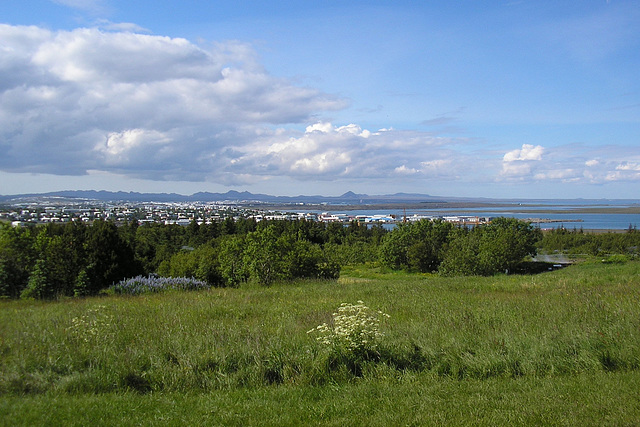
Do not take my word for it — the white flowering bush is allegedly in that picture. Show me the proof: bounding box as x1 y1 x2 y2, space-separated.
308 301 390 354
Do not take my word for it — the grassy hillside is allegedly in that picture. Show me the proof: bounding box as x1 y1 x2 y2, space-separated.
1 261 639 425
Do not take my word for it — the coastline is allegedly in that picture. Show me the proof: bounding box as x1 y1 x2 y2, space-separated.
269 201 638 231
264 203 640 215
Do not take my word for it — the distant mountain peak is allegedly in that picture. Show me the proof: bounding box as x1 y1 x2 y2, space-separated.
340 191 365 198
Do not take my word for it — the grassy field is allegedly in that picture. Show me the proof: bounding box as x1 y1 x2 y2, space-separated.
1 261 639 425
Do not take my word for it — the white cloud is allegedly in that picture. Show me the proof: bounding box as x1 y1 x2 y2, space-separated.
500 144 545 179
503 144 544 162
0 24 346 181
600 162 640 182
98 129 171 161
306 122 334 133
498 144 640 185
616 162 640 171
291 152 352 174
3 23 635 193
395 165 419 174
223 123 473 182
421 159 451 169
533 169 580 181
501 162 531 178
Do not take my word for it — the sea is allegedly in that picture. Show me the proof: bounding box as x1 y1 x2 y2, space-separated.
287 200 640 230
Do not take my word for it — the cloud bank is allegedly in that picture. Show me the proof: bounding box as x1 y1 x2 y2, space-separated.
1 24 638 192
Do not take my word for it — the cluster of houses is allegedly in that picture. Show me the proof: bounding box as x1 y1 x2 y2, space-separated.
2 200 494 228
1 202 263 227
312 212 492 225
240 211 492 226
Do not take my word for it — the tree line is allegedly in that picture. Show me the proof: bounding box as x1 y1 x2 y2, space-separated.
0 218 383 298
537 226 640 256
378 217 542 275
1 216 638 299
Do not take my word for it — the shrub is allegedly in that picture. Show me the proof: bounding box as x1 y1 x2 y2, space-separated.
378 220 453 273
602 254 629 264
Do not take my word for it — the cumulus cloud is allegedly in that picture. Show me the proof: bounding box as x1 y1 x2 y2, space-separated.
503 144 544 162
395 165 419 175
499 143 640 185
0 24 347 181
98 129 171 163
5 23 635 191
217 123 476 184
534 169 580 182
0 24 482 189
501 162 532 178
604 161 640 182
616 162 640 171
500 144 545 179
572 148 640 183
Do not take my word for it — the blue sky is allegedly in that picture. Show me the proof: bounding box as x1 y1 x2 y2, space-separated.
1 0 639 198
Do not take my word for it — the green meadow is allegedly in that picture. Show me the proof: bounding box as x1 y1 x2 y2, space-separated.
2 261 640 425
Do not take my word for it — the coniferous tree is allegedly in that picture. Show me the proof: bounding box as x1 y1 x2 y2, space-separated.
84 220 140 293
0 224 36 298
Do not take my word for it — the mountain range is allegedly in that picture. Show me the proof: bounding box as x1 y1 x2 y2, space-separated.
0 189 452 205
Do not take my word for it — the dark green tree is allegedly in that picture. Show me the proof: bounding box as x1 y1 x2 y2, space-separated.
378 220 453 272
198 221 220 243
221 217 237 235
84 220 140 293
325 222 346 244
0 224 36 298
440 218 540 276
134 223 185 274
236 217 257 235
285 240 337 279
185 219 202 246
477 217 541 274
438 228 482 276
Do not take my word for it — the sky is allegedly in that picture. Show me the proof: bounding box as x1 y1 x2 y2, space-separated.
0 0 639 199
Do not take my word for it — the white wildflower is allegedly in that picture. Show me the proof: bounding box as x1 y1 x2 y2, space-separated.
308 301 389 353
67 305 114 343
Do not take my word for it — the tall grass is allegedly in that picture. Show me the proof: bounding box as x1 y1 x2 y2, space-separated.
1 260 639 397
2 371 640 426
